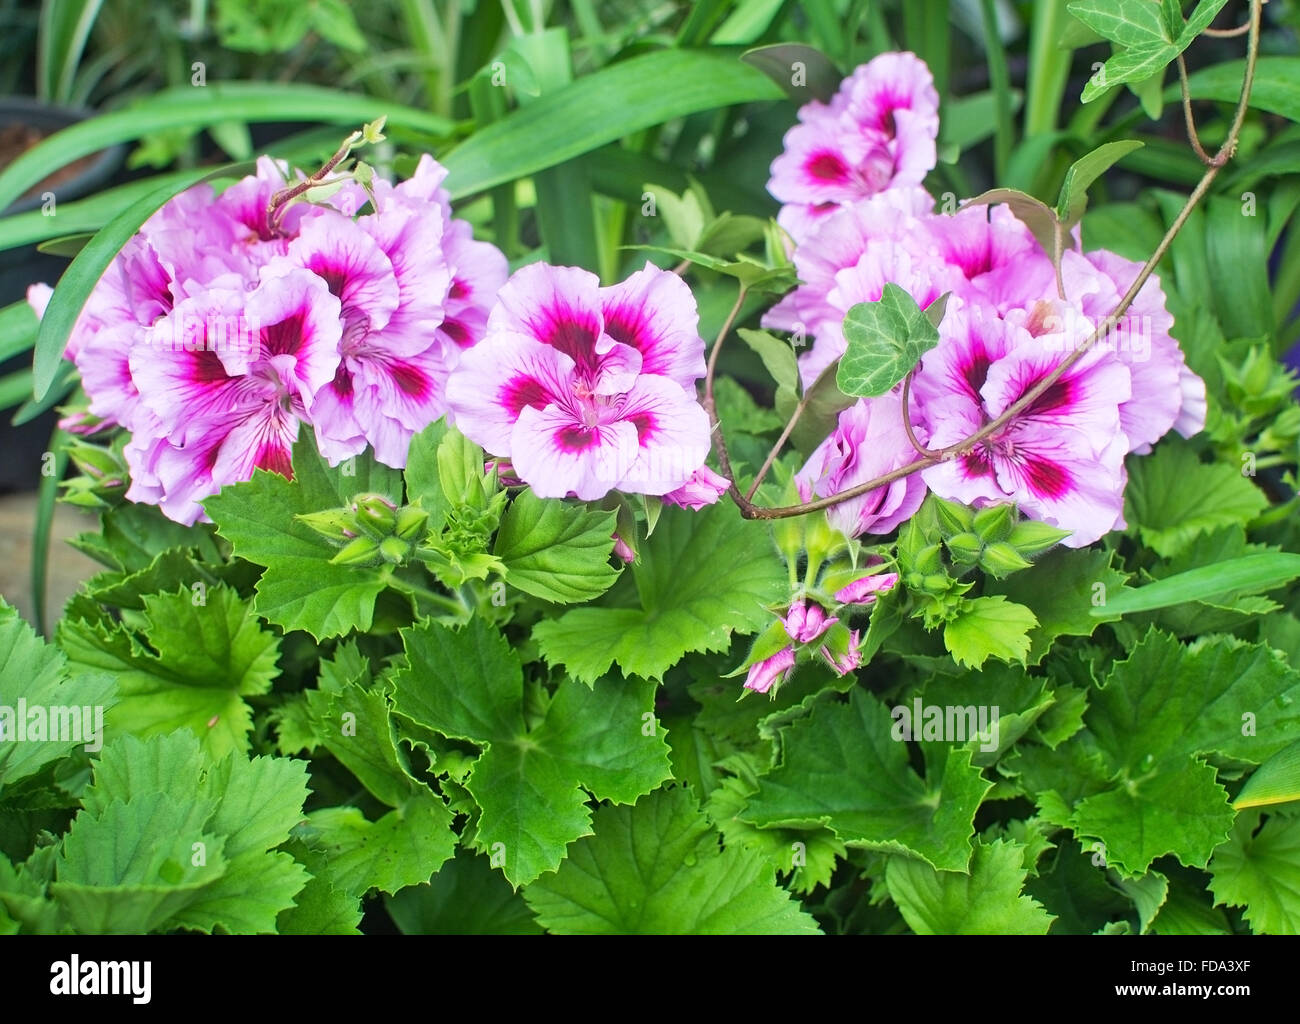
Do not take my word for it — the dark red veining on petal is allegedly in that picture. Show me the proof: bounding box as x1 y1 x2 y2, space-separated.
807 152 849 182
502 376 551 415
1024 458 1070 500
558 426 595 452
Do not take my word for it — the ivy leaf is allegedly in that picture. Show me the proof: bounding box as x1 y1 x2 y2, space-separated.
58 585 279 759
384 847 541 935
392 618 672 886
943 595 1038 669
0 600 116 792
1070 0 1230 101
532 502 784 683
493 490 619 604
741 691 991 871
836 283 941 398
204 433 403 639
1124 440 1268 558
1066 630 1300 875
885 839 1055 935
523 787 822 934
1209 810 1300 934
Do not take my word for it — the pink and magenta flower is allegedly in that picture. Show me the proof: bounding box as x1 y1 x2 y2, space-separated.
30 154 501 524
768 52 940 243
446 262 714 501
911 309 1132 547
795 390 928 538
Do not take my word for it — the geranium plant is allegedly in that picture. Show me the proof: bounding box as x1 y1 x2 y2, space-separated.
1 0 1299 938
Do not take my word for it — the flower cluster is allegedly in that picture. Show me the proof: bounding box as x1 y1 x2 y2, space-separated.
765 53 1207 548
30 155 506 524
446 262 727 505
744 570 899 696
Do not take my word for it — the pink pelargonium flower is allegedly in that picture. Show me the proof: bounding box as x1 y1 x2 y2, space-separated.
795 390 928 538
446 263 712 501
835 572 899 605
28 153 504 524
1043 247 1207 451
744 646 796 696
124 270 344 524
768 52 940 242
663 465 730 510
761 191 958 388
784 599 838 644
929 203 1057 315
911 308 1132 547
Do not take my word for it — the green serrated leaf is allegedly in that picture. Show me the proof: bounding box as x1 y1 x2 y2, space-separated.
205 433 401 639
741 691 991 872
886 839 1055 935
533 502 784 684
493 490 619 604
1209 809 1300 934
391 618 671 887
523 787 822 934
943 596 1038 669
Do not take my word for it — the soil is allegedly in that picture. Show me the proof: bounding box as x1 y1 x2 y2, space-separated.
0 121 101 202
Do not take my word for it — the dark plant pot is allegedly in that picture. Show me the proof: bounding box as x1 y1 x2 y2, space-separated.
0 96 126 215
0 98 126 494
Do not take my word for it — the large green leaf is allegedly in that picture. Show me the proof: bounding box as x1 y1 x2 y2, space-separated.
741 690 992 872
205 434 402 640
493 490 619 604
0 599 116 792
57 585 280 759
1209 809 1300 935
439 49 783 198
532 502 785 683
391 618 672 887
886 839 1055 934
523 787 822 934
1064 630 1300 875
1123 439 1268 559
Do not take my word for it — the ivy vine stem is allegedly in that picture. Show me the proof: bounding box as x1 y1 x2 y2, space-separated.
704 0 1264 523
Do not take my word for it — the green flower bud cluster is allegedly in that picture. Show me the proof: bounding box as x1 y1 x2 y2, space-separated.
297 492 430 567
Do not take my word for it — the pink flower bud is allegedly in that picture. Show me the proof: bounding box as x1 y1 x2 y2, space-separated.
834 572 900 605
783 598 838 644
820 629 863 677
612 534 635 564
662 465 730 511
744 646 795 695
